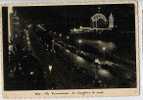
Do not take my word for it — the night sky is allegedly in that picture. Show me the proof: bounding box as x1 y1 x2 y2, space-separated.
14 4 135 33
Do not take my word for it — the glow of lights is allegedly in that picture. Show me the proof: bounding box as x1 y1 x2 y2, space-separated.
49 65 53 72
9 45 13 51
52 39 55 42
15 34 18 38
80 51 84 54
94 58 101 64
30 71 34 75
76 56 84 62
73 28 77 32
37 24 46 31
47 44 49 48
26 37 30 40
59 33 62 37
78 39 83 44
28 24 32 28
10 70 13 73
18 67 22 70
65 49 70 53
80 26 83 29
102 47 106 51
27 41 31 45
104 61 114 66
66 36 70 39
98 68 111 78
97 40 102 44
98 80 102 84
108 42 116 49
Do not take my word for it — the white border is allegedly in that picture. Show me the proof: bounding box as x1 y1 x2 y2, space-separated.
0 0 141 98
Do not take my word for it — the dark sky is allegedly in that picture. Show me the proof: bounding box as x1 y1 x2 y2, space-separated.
13 4 135 33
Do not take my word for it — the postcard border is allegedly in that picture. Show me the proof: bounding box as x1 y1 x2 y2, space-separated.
0 0 140 98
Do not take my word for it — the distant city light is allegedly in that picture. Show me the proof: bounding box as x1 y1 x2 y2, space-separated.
30 72 34 75
102 47 106 51
10 70 13 73
73 28 77 32
76 56 84 62
78 39 83 44
98 68 111 78
18 67 22 71
65 49 70 53
80 26 83 29
80 51 84 54
59 33 62 37
27 41 31 45
66 36 70 39
9 45 13 51
98 80 102 84
46 44 49 48
94 58 101 64
49 65 53 72
27 24 32 28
